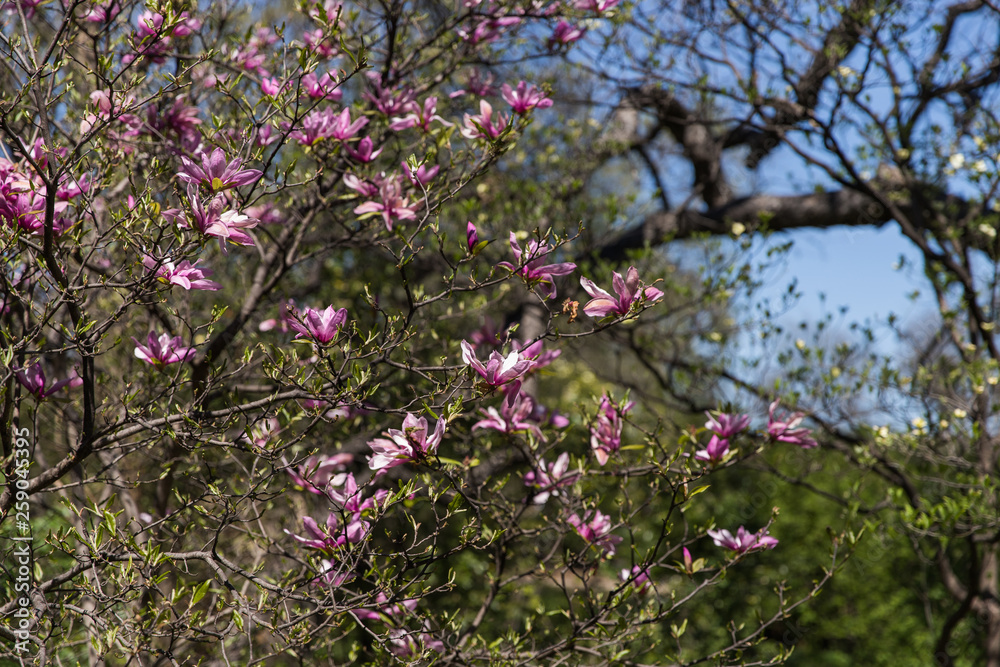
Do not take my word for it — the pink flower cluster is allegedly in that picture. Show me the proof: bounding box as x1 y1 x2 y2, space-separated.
695 411 750 465
367 413 446 470
590 394 633 466
15 362 82 400
0 142 88 236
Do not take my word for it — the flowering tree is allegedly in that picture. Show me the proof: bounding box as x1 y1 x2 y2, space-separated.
0 1 849 665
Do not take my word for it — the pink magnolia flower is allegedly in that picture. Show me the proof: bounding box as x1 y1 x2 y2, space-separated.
523 452 577 504
301 71 342 100
344 136 383 163
461 100 509 140
619 565 652 594
590 394 633 465
575 0 620 12
144 97 201 151
0 175 70 235
386 626 445 659
261 77 286 96
694 435 731 465
162 186 258 253
284 512 367 554
290 107 368 146
363 73 416 116
314 558 352 588
402 162 440 187
460 340 533 404
325 472 388 515
15 363 82 400
579 266 663 318
83 1 122 23
388 97 453 132
259 299 297 332
353 176 417 231
549 20 585 47
343 173 380 197
705 411 751 439
288 305 348 344
501 81 553 114
458 16 520 44
767 400 818 449
367 413 446 470
242 417 281 448
133 332 196 367
143 256 221 291
474 392 545 441
176 147 262 192
568 510 622 556
451 69 497 98
352 593 418 622
303 28 338 59
285 453 353 494
497 232 577 299
466 221 479 253
468 317 507 350
511 338 560 373
1 0 43 18
708 526 779 554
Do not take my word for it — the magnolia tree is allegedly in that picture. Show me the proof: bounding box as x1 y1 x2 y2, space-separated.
0 1 846 664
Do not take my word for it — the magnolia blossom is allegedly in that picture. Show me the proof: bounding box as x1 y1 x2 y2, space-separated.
466 221 479 253
143 256 220 291
301 71 342 100
474 391 546 440
133 332 196 367
575 0 620 11
162 186 258 253
458 16 520 44
460 340 534 404
314 558 352 588
290 107 368 145
259 299 297 332
288 305 348 344
387 625 445 658
708 526 779 554
242 417 281 449
353 176 417 231
580 266 663 318
767 400 818 449
388 97 452 132
144 97 201 151
367 413 446 470
497 232 577 299
285 453 353 494
303 27 338 58
568 510 622 556
523 452 577 504
619 565 652 594
590 394 633 465
176 147 262 192
15 363 82 400
694 435 731 465
461 100 509 140
512 338 560 372
403 162 439 187
284 512 368 554
705 411 751 439
363 73 416 116
549 20 585 47
326 472 389 515
501 81 553 114
352 592 419 622
345 136 383 163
